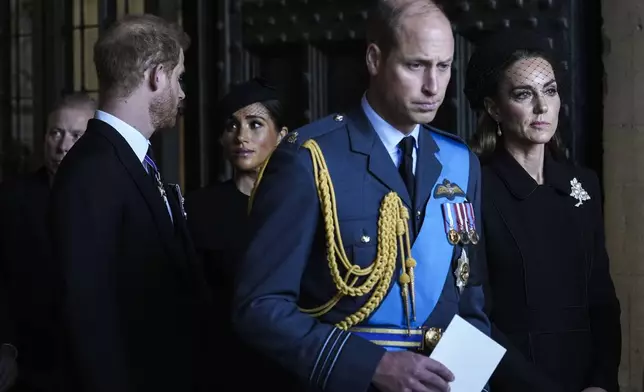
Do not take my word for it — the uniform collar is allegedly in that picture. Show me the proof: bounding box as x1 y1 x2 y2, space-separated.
489 146 572 200
360 94 420 154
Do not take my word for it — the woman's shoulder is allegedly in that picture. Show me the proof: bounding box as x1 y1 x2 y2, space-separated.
565 163 600 184
549 159 602 195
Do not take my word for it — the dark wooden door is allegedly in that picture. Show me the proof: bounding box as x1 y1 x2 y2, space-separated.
217 0 468 132
191 0 602 187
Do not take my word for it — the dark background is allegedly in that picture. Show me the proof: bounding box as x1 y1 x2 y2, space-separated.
0 0 604 192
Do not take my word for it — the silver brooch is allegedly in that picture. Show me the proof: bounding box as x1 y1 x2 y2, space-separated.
570 178 590 207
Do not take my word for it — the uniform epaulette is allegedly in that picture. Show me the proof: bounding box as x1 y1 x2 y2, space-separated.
283 113 348 148
424 124 467 146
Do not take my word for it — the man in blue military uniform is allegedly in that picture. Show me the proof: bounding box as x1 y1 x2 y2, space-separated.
233 1 490 391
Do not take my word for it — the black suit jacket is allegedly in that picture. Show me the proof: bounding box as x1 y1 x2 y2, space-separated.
481 149 621 392
49 119 213 392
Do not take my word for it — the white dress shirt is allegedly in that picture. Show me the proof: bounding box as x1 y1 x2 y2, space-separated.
95 110 149 164
361 94 420 175
94 110 173 221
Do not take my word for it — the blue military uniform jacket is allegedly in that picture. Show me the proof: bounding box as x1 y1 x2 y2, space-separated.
233 106 491 392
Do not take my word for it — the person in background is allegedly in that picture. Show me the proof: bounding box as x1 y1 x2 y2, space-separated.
0 307 18 392
465 29 621 392
185 77 297 390
0 93 95 392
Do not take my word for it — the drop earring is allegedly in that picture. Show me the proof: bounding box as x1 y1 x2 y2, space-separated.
496 122 502 137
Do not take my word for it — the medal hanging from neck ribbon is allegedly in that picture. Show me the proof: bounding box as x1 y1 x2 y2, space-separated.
144 154 170 210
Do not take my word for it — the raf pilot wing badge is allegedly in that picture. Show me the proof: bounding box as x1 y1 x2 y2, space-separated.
433 179 466 201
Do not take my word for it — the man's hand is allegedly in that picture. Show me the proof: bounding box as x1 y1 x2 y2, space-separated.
581 388 607 392
372 351 454 392
0 344 18 392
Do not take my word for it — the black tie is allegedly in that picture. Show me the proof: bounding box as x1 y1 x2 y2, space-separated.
398 136 415 201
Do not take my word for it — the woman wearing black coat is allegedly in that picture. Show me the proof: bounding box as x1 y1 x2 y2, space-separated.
465 29 622 392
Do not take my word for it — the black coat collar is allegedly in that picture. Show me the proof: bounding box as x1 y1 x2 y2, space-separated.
488 147 573 200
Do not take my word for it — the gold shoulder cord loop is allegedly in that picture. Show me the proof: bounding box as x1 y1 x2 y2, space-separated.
248 150 274 215
249 139 417 331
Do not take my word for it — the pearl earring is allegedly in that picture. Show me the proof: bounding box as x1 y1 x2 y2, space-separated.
496 122 502 137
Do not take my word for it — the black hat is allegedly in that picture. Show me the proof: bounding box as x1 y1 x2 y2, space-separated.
216 77 280 123
464 28 555 110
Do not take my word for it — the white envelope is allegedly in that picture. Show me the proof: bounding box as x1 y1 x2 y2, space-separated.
429 315 506 392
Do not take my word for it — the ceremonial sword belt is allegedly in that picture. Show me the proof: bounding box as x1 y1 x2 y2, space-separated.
348 325 443 354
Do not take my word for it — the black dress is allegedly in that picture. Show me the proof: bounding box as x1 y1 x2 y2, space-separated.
186 180 250 287
481 148 621 392
185 179 302 390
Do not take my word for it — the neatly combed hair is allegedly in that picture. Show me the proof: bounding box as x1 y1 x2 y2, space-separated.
94 14 190 100
51 92 97 113
366 0 446 56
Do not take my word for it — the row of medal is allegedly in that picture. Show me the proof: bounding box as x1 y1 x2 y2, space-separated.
441 202 479 246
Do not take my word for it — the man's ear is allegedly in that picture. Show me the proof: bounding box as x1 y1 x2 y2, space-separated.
148 64 167 92
366 43 383 77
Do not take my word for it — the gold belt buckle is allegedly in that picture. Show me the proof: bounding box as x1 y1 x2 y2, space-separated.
421 327 443 354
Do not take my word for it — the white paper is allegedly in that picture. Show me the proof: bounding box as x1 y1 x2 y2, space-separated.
429 315 506 392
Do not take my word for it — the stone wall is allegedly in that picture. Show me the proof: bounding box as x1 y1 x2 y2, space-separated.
602 0 644 390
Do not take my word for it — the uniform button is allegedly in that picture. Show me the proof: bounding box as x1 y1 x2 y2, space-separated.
333 114 344 122
416 210 421 219
360 235 371 243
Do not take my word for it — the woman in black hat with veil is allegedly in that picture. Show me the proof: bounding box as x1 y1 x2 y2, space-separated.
466 30 621 392
185 78 300 389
